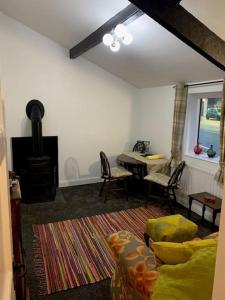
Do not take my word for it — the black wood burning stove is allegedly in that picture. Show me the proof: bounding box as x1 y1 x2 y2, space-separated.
12 100 58 202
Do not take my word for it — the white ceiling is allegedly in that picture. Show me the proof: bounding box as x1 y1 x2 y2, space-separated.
0 0 224 88
0 0 129 48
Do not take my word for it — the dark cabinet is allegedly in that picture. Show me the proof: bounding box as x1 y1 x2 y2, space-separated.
11 180 29 300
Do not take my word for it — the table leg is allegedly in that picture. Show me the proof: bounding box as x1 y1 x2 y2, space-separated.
201 205 206 223
139 165 146 180
212 210 217 230
139 166 143 179
188 197 193 219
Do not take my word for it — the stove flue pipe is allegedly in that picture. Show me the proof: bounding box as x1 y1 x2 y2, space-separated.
26 100 45 157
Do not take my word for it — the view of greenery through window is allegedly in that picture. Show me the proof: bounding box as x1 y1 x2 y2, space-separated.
198 97 221 156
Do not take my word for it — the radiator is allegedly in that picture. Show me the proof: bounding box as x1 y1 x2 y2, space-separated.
180 165 223 198
178 165 223 225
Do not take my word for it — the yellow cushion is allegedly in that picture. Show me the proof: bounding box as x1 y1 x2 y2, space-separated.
144 172 170 186
110 166 132 178
146 154 165 160
146 214 198 242
184 239 217 250
152 242 193 264
151 246 217 300
152 239 217 265
203 232 219 241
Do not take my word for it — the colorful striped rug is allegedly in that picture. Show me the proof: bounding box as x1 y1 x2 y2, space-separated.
33 206 167 295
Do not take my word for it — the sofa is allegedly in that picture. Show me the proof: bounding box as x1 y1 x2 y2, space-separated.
107 230 218 300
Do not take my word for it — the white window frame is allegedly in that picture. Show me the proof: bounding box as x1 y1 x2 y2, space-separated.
183 83 223 173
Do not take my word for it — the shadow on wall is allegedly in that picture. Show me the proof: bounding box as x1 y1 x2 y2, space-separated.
88 154 120 178
102 154 119 168
90 153 126 180
89 160 101 178
64 157 80 181
113 154 122 167
64 152 130 184
64 156 101 181
122 142 134 153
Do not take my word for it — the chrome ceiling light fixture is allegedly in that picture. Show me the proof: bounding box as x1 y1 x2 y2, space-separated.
102 23 133 53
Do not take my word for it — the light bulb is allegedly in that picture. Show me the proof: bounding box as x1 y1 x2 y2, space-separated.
110 41 120 52
103 33 114 46
114 24 127 38
122 32 133 45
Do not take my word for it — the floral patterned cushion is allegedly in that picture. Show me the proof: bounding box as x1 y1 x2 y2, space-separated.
107 231 159 300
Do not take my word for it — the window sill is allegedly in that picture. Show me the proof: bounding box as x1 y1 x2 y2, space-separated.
185 152 219 164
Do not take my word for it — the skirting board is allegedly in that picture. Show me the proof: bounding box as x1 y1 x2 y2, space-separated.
59 176 102 188
177 191 220 226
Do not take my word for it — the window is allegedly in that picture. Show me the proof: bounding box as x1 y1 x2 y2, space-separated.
198 97 221 157
184 84 223 163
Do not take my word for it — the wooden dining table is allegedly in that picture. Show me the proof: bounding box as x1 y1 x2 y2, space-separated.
117 152 169 179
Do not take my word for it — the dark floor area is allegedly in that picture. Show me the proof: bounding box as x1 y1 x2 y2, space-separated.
21 183 213 300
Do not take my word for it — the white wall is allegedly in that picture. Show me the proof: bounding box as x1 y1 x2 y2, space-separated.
0 12 137 186
132 85 175 157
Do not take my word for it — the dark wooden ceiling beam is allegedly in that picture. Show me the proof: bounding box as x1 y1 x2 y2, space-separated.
128 0 225 71
70 4 144 59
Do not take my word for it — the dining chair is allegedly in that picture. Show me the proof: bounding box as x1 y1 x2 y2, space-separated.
132 141 147 180
144 161 186 213
99 151 132 202
132 141 146 153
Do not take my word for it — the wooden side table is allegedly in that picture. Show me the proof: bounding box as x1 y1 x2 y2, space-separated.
188 192 221 229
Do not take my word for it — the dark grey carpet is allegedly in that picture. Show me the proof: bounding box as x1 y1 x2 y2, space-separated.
21 183 213 300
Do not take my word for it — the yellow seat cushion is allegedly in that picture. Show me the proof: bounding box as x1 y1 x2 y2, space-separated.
146 154 165 160
152 242 193 264
203 231 219 241
145 214 198 242
152 246 217 300
144 172 170 186
110 166 132 178
152 239 217 264
184 239 217 250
